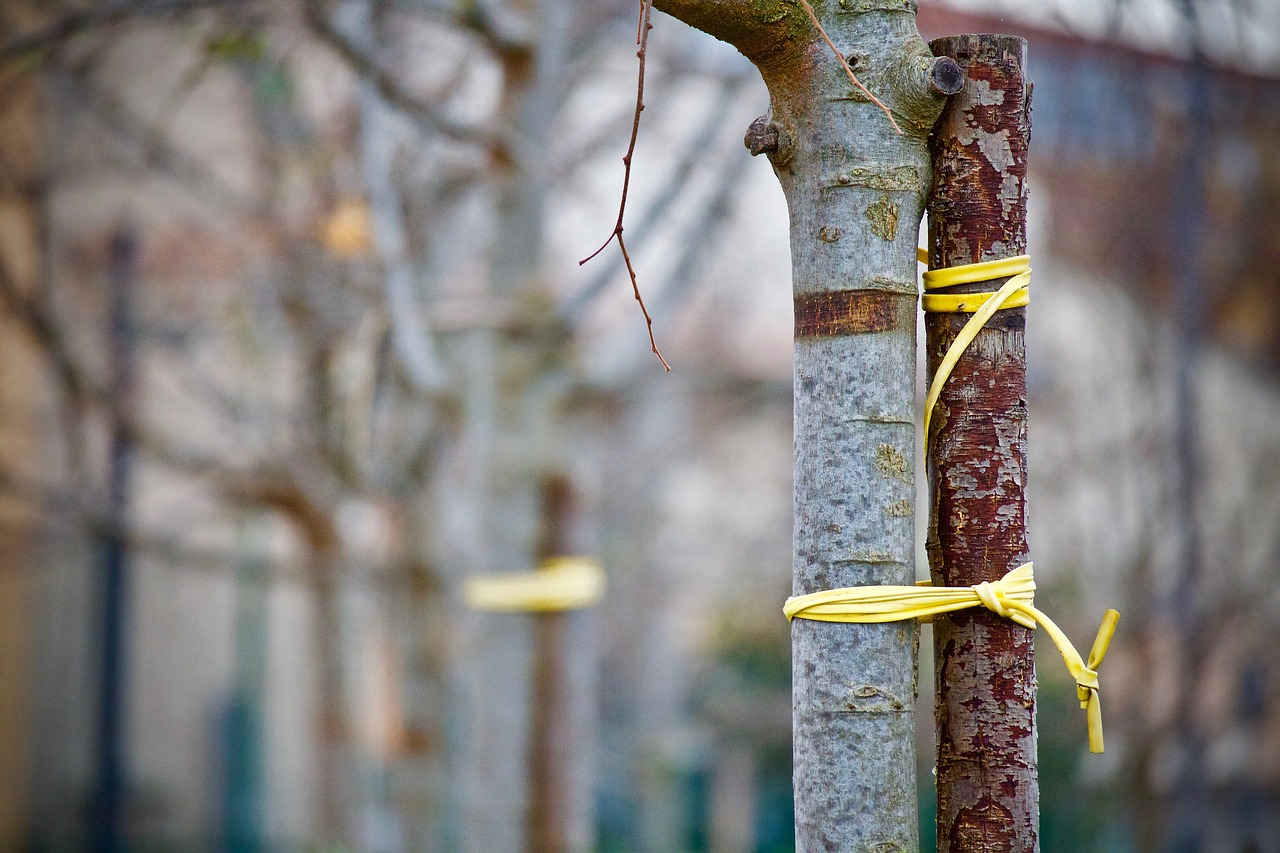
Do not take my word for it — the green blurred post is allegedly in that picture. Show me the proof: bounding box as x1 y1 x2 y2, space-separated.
223 517 270 853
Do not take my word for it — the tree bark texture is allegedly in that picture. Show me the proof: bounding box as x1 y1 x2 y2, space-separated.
925 35 1036 852
652 1 957 847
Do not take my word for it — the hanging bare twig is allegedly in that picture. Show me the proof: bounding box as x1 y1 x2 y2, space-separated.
569 72 747 319
578 0 669 371
796 0 902 135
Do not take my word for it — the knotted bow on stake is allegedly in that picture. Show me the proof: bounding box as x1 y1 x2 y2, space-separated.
785 563 1120 753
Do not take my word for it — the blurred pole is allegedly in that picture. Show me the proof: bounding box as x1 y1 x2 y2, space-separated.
925 35 1037 851
527 474 597 853
1167 2 1211 848
94 227 137 853
222 517 269 853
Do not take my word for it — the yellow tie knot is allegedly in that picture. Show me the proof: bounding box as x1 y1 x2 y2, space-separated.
782 563 1119 753
972 575 1037 629
1075 667 1100 695
972 580 1006 616
1073 609 1120 752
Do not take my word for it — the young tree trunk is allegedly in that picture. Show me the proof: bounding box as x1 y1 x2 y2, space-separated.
651 1 958 847
460 0 576 846
924 35 1036 851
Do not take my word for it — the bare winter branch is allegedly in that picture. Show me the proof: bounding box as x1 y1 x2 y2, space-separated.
578 0 668 371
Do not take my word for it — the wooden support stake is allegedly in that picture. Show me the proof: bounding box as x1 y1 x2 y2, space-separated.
925 34 1037 851
528 474 595 853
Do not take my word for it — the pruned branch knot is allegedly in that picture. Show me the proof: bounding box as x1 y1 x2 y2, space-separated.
744 115 778 156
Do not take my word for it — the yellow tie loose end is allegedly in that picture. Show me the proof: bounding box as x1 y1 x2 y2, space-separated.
784 563 1119 754
463 557 607 613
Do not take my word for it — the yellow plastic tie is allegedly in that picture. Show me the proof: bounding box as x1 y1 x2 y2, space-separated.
463 557 607 613
918 253 1031 447
784 563 1120 753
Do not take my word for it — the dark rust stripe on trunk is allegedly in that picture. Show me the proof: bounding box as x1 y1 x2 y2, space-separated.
794 289 910 337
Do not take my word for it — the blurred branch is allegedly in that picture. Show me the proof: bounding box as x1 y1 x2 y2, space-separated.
0 244 247 482
0 471 440 592
0 254 95 405
458 0 534 56
347 0 451 395
608 139 752 382
60 65 259 213
0 0 254 64
301 0 502 149
219 463 341 550
653 151 750 313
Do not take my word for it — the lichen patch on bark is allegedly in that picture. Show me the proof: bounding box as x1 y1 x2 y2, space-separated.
866 194 901 240
876 442 910 481
887 498 912 517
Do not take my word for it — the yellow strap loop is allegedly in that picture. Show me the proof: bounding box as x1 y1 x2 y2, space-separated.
918 254 1031 447
922 287 1029 314
922 254 1031 289
462 557 607 613
784 563 1120 753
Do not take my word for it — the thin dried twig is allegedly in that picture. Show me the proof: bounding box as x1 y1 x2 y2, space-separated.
796 0 902 135
579 0 669 371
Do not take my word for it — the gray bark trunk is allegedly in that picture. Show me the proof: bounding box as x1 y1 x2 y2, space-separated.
651 1 958 847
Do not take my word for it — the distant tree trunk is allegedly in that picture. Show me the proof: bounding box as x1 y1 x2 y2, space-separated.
223 518 269 853
925 35 1036 851
306 524 354 852
1166 13 1211 847
651 1 959 846
0 74 44 850
460 0 574 846
95 227 137 853
528 475 596 853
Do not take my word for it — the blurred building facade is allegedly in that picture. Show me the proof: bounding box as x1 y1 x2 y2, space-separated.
0 2 1278 852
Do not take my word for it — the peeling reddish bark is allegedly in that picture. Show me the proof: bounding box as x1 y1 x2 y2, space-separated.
925 34 1037 852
